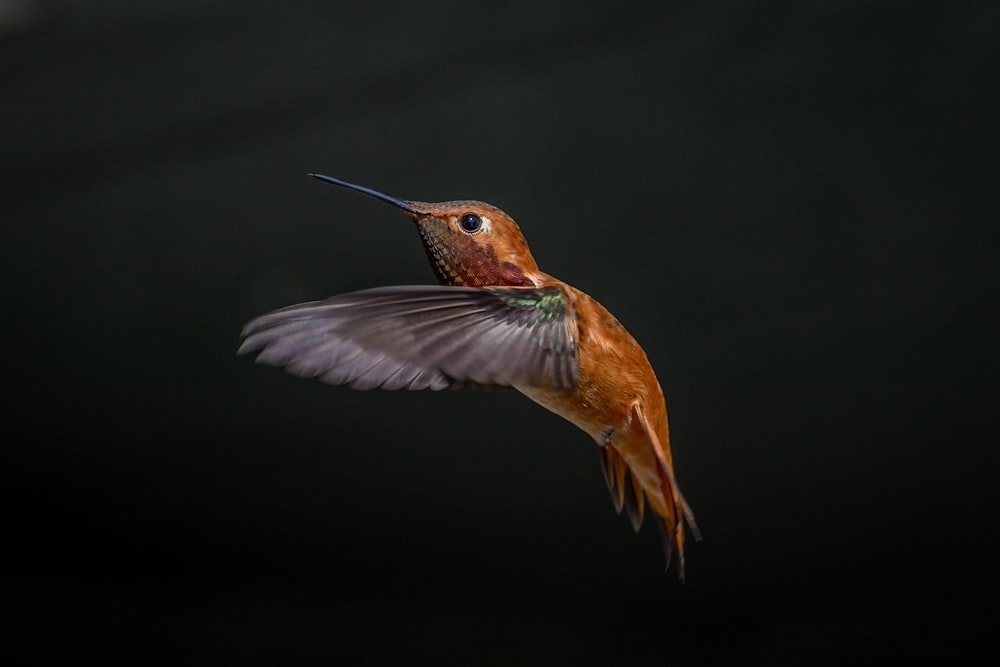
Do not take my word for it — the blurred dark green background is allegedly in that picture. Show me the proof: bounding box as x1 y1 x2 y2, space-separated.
4 1 996 663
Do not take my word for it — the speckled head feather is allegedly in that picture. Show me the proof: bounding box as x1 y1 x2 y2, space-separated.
404 200 540 288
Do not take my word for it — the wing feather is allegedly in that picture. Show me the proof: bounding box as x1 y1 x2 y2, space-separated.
239 285 579 391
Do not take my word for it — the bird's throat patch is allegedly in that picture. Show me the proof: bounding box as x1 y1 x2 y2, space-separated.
418 224 532 287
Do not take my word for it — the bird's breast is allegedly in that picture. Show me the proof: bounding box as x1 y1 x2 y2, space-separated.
517 281 662 442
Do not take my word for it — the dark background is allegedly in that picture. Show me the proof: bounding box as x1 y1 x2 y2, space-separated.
4 1 996 663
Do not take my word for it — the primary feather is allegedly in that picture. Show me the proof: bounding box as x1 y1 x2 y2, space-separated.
239 285 579 391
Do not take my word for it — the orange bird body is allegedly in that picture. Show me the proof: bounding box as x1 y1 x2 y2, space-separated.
239 175 699 578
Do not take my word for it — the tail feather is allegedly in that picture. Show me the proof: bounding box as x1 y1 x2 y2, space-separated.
598 444 625 513
597 404 699 580
633 403 700 581
622 468 645 532
599 445 645 532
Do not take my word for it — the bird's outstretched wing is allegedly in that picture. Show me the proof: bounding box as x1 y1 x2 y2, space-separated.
239 285 579 391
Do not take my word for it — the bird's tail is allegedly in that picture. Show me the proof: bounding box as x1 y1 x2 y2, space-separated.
653 447 701 581
600 404 700 580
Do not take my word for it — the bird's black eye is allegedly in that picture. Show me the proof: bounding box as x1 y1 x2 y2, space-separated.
459 213 482 233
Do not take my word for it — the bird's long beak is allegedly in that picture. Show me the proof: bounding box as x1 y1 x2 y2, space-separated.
308 173 430 217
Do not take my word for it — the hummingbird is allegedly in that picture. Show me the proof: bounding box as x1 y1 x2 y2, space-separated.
239 174 700 578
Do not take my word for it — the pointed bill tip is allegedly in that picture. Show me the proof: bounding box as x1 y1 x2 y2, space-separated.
307 172 344 186
307 173 428 216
